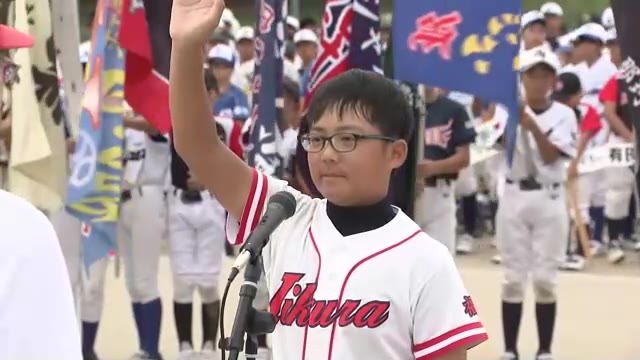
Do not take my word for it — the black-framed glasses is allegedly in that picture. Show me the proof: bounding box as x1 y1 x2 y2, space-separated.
300 132 397 153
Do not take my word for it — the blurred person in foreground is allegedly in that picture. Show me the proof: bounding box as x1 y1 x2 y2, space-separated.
0 24 81 359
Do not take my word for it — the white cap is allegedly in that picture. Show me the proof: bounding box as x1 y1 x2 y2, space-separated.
207 44 236 64
286 16 300 30
79 41 91 64
601 7 615 29
521 10 545 29
574 22 608 43
293 29 318 44
235 26 254 42
519 46 560 73
540 2 563 16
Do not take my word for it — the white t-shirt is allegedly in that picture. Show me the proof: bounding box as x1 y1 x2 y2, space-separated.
504 102 577 183
0 190 82 359
226 170 488 360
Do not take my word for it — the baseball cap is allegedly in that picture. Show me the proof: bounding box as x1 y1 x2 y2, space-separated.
286 16 300 30
604 28 617 44
540 2 563 16
601 7 615 29
0 24 33 50
521 10 545 30
573 22 607 43
552 72 582 101
518 46 560 73
235 26 254 42
207 44 236 66
293 29 318 44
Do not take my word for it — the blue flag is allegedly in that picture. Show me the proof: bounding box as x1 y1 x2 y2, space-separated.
392 0 520 164
65 0 125 268
246 0 286 177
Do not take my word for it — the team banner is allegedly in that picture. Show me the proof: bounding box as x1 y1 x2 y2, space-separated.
6 0 67 212
610 0 640 197
118 0 172 133
65 0 125 267
392 0 520 166
245 0 286 176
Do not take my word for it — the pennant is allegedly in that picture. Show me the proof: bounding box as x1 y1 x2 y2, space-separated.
65 0 125 267
392 0 520 165
118 0 172 133
6 0 67 212
244 0 287 177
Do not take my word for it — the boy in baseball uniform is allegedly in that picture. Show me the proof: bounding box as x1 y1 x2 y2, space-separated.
496 47 577 360
168 2 488 359
0 24 82 360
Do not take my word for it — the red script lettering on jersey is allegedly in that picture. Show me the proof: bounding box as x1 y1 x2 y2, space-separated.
269 273 390 328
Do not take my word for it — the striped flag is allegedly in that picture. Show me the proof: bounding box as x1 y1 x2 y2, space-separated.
118 0 172 133
244 0 287 177
5 0 67 212
296 0 382 197
65 0 125 268
305 0 382 102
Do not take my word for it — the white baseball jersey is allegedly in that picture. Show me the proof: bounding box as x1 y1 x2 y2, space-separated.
122 129 171 188
0 190 82 359
226 170 488 360
504 102 577 183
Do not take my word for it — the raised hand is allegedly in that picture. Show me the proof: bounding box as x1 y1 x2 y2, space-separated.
169 0 225 46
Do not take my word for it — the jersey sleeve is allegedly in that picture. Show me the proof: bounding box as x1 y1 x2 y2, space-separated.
599 75 618 103
548 108 578 158
225 169 304 245
411 250 488 359
579 104 602 134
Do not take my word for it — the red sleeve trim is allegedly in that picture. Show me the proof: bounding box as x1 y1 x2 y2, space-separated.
413 322 487 358
229 120 244 159
233 169 268 245
415 333 488 360
599 75 618 103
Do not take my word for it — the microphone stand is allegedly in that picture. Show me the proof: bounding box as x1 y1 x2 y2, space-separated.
223 256 277 360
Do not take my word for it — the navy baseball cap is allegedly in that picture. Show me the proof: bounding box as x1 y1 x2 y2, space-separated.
552 72 582 101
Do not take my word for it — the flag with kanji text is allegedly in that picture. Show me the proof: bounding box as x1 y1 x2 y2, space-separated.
392 0 520 165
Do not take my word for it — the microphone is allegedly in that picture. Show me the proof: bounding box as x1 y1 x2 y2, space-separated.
229 191 297 281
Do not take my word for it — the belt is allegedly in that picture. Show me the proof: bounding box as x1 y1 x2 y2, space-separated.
173 188 208 204
121 188 144 202
424 178 452 187
505 178 560 191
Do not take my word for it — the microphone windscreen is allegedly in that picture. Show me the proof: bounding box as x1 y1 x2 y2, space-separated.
268 191 297 218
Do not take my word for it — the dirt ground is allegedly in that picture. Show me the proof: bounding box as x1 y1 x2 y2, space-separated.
94 244 640 360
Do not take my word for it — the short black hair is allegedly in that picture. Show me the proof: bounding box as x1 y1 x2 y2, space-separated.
204 70 219 93
305 69 414 141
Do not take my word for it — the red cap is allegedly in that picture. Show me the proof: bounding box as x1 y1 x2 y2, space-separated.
0 24 34 50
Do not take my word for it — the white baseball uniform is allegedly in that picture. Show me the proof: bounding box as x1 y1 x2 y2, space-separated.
496 102 577 303
167 119 232 303
118 128 171 303
0 190 82 359
226 170 488 360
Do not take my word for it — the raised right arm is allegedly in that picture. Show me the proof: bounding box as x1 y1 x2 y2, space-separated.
169 40 253 220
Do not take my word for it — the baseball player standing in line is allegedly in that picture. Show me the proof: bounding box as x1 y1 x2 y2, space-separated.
570 23 619 260
0 23 82 360
554 71 602 271
599 30 636 263
496 47 577 360
169 3 488 359
167 73 230 360
520 11 550 51
119 105 172 360
414 86 476 254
